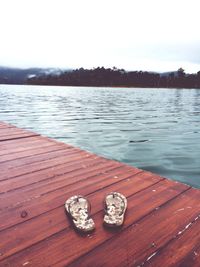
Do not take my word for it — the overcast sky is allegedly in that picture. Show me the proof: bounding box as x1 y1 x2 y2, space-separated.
0 0 200 73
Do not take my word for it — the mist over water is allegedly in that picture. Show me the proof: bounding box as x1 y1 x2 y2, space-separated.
0 85 200 188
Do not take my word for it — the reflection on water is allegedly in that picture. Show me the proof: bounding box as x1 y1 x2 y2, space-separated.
0 84 200 188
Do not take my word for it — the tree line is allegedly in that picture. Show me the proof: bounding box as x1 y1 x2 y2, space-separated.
27 67 200 88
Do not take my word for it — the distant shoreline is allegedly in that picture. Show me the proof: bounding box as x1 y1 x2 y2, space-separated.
27 67 200 89
1 83 200 90
1 66 200 89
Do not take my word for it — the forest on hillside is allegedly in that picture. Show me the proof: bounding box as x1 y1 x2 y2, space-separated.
27 67 200 88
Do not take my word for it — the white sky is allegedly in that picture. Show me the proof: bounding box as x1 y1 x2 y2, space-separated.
0 0 200 73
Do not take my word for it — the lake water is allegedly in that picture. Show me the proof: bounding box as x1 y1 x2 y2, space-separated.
0 84 200 188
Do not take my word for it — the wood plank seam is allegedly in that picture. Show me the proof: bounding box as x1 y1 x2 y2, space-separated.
0 140 71 159
0 166 142 218
0 121 199 267
141 213 200 266
0 171 157 232
0 182 195 266
0 141 64 157
0 149 86 181
0 147 77 170
0 156 107 194
5 179 188 267
0 176 165 262
0 145 74 164
66 186 191 267
0 134 39 142
0 163 125 210
8 179 167 253
0 149 97 175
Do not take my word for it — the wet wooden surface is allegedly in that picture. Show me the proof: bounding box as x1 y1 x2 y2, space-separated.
0 121 200 267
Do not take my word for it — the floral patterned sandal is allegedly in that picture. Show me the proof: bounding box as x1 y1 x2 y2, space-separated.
65 195 95 233
104 192 127 227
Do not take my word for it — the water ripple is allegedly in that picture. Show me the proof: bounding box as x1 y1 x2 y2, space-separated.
0 85 200 188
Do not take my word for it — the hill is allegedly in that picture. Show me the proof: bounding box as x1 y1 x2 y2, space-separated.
0 66 65 84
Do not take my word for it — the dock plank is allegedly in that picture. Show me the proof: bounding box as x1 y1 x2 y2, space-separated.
0 180 189 266
0 136 43 150
0 143 73 163
0 122 16 129
68 188 200 267
0 121 199 267
0 163 137 231
0 132 39 141
0 137 68 156
0 160 123 210
0 155 106 193
0 170 158 260
144 213 200 267
0 146 77 170
0 150 90 182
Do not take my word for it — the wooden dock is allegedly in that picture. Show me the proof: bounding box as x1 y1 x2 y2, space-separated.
0 121 200 267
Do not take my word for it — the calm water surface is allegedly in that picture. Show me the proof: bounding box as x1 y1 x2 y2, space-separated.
0 85 200 188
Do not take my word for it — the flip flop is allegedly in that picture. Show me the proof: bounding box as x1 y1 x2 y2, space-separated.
65 195 95 233
104 192 127 227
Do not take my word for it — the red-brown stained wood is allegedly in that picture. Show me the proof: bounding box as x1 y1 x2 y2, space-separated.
0 180 189 266
0 170 160 260
0 122 16 129
0 126 38 138
0 140 47 154
0 125 15 129
0 128 30 136
67 188 200 267
0 139 72 161
0 132 39 141
0 156 107 193
0 164 139 231
0 121 200 267
144 214 200 267
0 161 124 210
0 151 91 182
0 140 61 157
0 135 58 150
0 143 73 163
0 146 78 170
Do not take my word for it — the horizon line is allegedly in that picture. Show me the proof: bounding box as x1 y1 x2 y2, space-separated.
0 64 198 74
